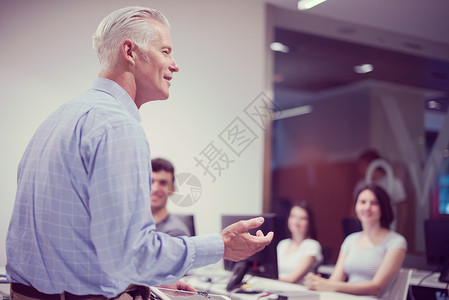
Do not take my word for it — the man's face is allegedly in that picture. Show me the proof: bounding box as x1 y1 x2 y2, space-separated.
151 170 174 211
134 20 179 103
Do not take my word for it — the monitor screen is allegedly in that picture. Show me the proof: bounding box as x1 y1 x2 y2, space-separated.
424 219 449 283
221 213 278 291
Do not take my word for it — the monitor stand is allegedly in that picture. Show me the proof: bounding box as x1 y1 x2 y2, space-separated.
439 262 449 283
226 261 250 291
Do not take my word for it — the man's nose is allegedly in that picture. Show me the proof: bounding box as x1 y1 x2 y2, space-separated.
169 58 179 72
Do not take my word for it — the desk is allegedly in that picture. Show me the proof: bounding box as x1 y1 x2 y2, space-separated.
318 264 449 300
409 269 448 289
184 267 376 300
318 265 448 290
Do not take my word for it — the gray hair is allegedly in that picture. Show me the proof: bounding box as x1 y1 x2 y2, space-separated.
92 6 170 71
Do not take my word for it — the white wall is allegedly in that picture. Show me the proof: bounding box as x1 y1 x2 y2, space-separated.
0 0 267 267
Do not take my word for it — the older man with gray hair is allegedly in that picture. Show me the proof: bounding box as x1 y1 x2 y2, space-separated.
6 6 273 300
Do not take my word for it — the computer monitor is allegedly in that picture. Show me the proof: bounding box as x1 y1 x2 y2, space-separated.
221 213 278 291
424 219 449 283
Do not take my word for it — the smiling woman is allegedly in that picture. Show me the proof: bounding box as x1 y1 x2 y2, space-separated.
355 185 393 230
277 201 323 284
304 184 407 299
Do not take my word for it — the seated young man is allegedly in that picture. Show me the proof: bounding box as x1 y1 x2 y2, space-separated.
151 158 191 237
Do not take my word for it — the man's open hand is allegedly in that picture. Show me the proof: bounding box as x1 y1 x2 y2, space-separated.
221 217 274 262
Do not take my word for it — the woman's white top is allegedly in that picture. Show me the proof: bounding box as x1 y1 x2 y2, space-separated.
277 238 323 283
342 231 407 299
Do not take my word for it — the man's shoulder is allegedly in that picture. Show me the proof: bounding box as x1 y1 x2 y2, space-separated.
70 88 124 114
66 89 139 130
159 214 191 237
168 214 191 233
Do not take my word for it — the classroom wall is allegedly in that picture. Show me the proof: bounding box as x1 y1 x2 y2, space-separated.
0 0 267 267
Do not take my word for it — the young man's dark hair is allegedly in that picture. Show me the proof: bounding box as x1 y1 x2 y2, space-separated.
152 158 175 183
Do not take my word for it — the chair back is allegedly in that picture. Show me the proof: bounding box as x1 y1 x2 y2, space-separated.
341 218 362 237
388 268 412 300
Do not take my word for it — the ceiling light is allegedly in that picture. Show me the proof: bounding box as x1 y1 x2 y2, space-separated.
270 42 290 53
354 64 374 74
297 0 327 10
273 105 313 120
428 100 441 110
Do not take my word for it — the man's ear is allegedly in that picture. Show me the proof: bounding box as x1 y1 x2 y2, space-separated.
120 39 136 66
168 182 175 196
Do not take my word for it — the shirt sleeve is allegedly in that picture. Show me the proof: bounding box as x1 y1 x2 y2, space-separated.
83 121 223 285
341 232 359 254
386 232 407 252
277 239 287 254
302 239 323 263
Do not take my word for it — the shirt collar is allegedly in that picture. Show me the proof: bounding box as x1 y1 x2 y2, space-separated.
91 78 141 123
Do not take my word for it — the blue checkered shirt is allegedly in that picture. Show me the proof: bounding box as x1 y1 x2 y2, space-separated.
6 78 223 297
